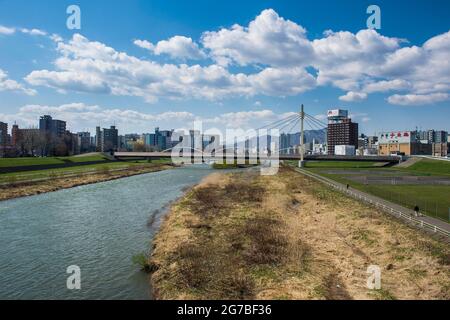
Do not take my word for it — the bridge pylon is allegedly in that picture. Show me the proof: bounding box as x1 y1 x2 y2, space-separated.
298 104 306 168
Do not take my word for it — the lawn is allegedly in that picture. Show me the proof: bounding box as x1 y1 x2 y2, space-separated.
318 171 450 221
0 154 108 168
304 161 382 169
399 159 450 176
0 161 161 184
296 158 450 222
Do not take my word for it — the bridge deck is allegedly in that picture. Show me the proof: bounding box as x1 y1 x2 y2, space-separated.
113 152 401 163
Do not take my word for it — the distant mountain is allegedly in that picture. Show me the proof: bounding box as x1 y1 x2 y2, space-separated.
304 129 327 144
281 129 327 144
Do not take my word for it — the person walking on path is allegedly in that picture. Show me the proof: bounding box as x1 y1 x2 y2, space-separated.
414 205 420 217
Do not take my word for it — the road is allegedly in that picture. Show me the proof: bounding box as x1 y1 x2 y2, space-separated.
295 168 450 240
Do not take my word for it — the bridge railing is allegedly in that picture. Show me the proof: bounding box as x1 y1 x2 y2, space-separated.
298 169 450 239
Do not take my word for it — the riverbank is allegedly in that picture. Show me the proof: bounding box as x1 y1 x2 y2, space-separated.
0 162 174 201
149 166 449 300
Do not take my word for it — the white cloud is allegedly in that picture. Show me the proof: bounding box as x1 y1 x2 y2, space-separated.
3 103 297 133
134 36 206 60
50 34 63 43
8 103 196 133
0 25 49 37
203 109 279 128
17 9 450 106
133 39 154 51
387 93 450 106
339 91 367 102
0 68 36 96
202 9 313 67
21 28 47 36
25 33 317 102
154 36 206 60
0 25 15 35
363 79 410 93
201 10 450 105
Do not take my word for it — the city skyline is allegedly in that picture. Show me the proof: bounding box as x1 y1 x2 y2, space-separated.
1 0 450 135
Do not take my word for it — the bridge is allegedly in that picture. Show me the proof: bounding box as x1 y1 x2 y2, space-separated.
113 151 402 164
114 105 402 165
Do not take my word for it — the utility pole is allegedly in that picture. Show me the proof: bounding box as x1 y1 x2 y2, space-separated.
299 104 305 168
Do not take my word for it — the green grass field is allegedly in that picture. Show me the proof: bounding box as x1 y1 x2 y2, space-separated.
0 159 172 184
296 158 450 222
399 159 450 176
0 154 108 168
304 160 381 169
317 171 450 221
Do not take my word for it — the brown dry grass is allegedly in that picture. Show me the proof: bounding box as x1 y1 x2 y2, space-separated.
150 166 450 300
0 164 172 201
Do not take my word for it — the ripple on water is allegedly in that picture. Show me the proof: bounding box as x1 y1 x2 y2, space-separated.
0 166 212 299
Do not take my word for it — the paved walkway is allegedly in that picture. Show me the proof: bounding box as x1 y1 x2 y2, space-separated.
295 168 450 239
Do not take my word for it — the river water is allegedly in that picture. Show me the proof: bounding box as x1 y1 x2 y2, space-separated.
0 166 213 300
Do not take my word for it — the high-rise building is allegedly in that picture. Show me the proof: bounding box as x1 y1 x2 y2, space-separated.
95 126 101 151
96 126 119 152
11 123 19 146
100 126 119 152
0 121 8 146
434 131 448 144
142 133 156 146
432 130 448 157
326 109 358 155
39 115 66 137
77 132 92 153
378 131 432 156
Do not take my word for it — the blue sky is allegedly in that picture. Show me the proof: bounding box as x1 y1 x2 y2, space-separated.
0 0 449 135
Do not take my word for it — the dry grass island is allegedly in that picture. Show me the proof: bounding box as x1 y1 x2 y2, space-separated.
149 166 450 300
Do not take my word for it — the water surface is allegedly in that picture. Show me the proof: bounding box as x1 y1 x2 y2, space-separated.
0 166 212 299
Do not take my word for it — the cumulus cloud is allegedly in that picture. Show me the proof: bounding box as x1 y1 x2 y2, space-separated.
7 103 196 133
18 9 450 106
201 10 450 105
0 68 36 96
134 36 206 60
387 93 450 106
339 91 368 102
0 25 49 37
202 9 313 67
0 25 15 35
133 39 154 51
154 36 206 60
3 102 296 133
21 28 47 36
25 33 316 102
203 109 287 128
363 79 411 93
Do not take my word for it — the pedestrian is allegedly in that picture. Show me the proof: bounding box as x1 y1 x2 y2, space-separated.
414 205 420 217
346 184 350 190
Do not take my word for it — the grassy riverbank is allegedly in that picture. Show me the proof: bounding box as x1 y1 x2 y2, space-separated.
0 154 109 168
150 166 450 300
297 158 450 221
0 160 173 201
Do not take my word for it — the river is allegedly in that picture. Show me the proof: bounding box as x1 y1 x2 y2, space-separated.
0 166 213 299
